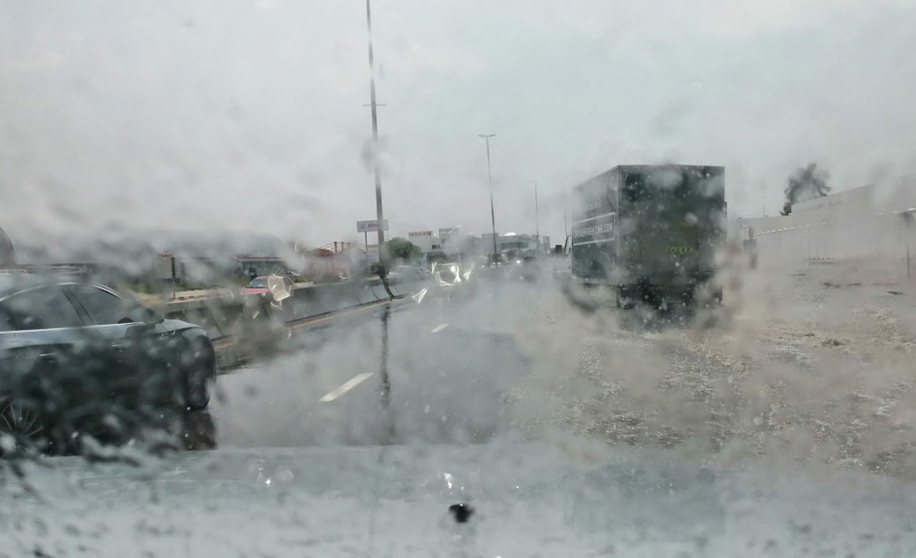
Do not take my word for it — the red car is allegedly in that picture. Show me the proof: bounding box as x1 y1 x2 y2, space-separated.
241 275 294 299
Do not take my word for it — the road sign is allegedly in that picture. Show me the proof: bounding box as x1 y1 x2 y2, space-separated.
357 219 389 233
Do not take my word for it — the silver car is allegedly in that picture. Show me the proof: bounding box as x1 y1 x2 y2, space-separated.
0 274 216 455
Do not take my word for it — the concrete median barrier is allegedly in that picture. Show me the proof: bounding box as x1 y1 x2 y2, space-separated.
355 285 378 304
311 283 349 315
160 278 416 319
288 297 310 319
294 286 325 317
154 279 403 368
370 284 388 300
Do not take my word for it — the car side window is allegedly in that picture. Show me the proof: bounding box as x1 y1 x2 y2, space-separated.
0 286 84 331
67 285 130 325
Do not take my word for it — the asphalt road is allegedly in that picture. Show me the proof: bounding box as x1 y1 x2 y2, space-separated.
178 265 916 484
181 276 771 452
201 281 540 449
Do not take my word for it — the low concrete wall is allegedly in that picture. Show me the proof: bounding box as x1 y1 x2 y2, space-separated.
730 178 916 280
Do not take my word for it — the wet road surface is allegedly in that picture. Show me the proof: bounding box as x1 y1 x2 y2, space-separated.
207 283 538 448
184 266 916 484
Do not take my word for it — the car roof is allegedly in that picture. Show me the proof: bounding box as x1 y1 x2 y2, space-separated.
0 272 49 296
0 274 109 300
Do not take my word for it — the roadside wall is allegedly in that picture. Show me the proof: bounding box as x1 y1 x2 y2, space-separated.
730 176 916 279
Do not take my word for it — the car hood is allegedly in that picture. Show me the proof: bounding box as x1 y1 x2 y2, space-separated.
2 441 916 556
160 318 204 333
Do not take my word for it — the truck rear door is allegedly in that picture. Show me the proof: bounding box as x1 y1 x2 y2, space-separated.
622 169 701 284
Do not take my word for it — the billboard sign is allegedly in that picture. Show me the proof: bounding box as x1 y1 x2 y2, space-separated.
357 219 389 233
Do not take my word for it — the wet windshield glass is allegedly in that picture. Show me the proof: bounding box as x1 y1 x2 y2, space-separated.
2 1 916 556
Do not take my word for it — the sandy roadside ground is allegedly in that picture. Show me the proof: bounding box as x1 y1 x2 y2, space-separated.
507 259 916 479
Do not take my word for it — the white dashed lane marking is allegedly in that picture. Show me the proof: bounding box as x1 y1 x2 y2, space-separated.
431 323 449 333
319 373 375 402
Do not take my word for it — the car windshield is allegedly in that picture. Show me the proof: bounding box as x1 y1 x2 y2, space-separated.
2 2 916 556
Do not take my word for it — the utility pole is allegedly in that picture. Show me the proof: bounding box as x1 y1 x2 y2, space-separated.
533 180 540 253
479 134 498 267
364 0 394 297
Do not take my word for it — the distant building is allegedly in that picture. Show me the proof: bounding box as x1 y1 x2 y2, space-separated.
408 230 439 254
461 232 545 262
498 233 535 256
405 227 546 264
437 227 467 256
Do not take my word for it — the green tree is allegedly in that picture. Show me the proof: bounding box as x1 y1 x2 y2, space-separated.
385 237 422 262
780 163 831 215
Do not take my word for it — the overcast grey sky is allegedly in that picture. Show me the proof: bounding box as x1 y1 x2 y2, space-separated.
1 0 915 247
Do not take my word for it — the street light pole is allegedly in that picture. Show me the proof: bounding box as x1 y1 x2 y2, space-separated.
479 134 498 267
533 180 540 253
364 0 394 296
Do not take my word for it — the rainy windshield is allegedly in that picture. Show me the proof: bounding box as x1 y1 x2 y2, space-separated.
2 1 916 555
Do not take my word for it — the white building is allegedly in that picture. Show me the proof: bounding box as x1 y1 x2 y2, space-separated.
438 227 466 256
407 230 440 254
497 233 537 257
